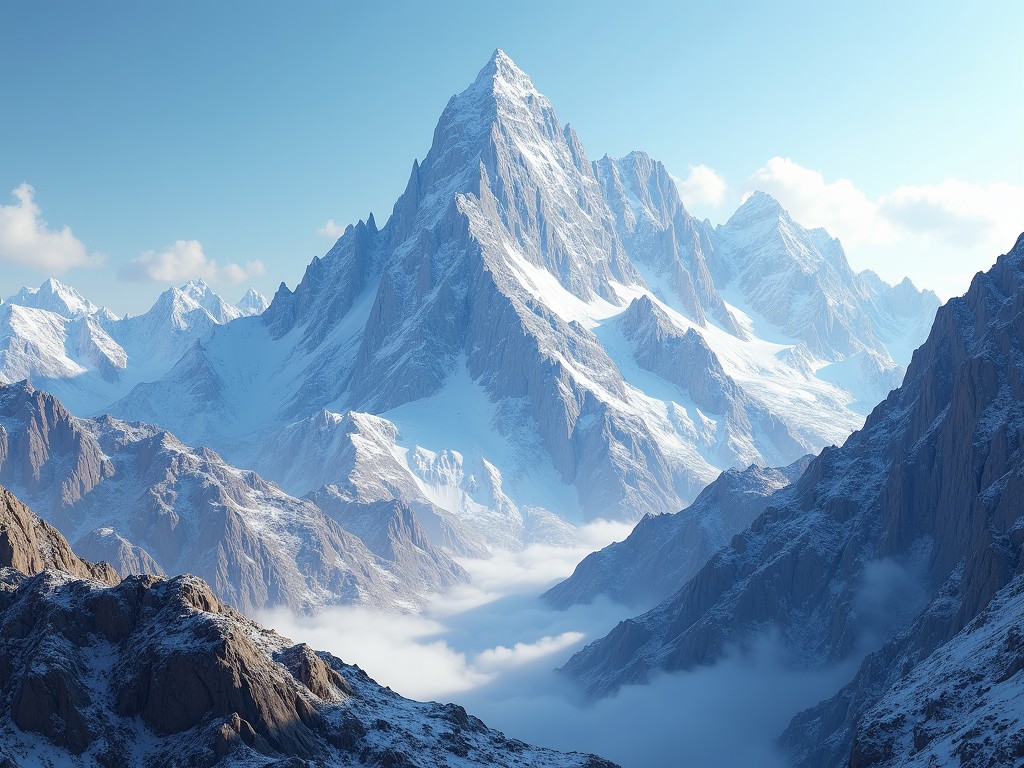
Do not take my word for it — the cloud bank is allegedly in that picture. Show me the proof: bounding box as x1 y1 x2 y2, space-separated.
119 239 265 284
670 157 1023 298
0 184 103 273
259 521 862 767
675 164 728 211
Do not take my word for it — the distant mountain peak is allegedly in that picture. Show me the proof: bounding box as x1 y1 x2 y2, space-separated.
179 277 212 297
236 286 270 316
6 278 99 318
731 190 787 222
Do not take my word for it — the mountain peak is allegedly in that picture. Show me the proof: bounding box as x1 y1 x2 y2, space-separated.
6 278 98 318
740 190 786 216
236 286 270 316
180 278 212 297
468 48 539 104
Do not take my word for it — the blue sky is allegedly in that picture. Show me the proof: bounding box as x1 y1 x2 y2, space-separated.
1 1 1021 313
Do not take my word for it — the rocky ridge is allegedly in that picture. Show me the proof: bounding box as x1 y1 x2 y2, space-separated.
0 483 618 768
0 380 465 613
543 455 811 611
561 234 1024 766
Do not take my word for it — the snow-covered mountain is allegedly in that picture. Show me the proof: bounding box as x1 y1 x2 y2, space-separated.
237 285 271 315
0 485 618 768
836 573 1024 767
0 380 465 613
103 50 938 530
561 235 1024 764
4 277 100 317
0 279 269 413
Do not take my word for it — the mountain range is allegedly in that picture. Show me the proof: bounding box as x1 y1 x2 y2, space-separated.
1 52 938 548
558 234 1024 766
0 278 269 414
0 47 1017 768
0 380 465 613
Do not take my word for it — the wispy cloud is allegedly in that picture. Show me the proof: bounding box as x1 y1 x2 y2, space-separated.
119 239 265 284
258 518 861 768
741 157 1024 297
674 164 728 210
317 218 346 239
0 184 103 273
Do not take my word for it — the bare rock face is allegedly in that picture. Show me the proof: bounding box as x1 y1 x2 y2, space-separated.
0 382 466 613
817 574 1024 768
0 485 118 585
562 235 1024 765
0 381 112 510
0 486 618 768
74 526 165 576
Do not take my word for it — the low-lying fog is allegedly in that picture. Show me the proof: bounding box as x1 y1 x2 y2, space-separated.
258 521 860 768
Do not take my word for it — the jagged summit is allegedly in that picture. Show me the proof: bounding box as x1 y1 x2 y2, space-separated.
725 190 788 226
474 48 536 92
5 277 99 318
98 54 938 527
236 286 270 315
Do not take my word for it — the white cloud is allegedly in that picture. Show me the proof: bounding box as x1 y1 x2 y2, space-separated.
878 179 1024 248
317 218 345 239
258 520 634 701
674 164 728 210
258 523 862 767
743 157 1024 297
257 605 490 698
119 239 265 284
0 184 103 273
474 632 585 671
744 157 893 247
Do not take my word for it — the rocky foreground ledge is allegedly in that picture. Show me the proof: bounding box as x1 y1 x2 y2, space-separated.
0 485 618 768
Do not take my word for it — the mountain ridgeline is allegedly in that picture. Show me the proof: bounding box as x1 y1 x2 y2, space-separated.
0 48 1015 768
0 484 618 768
559 234 1024 766
89 50 937 533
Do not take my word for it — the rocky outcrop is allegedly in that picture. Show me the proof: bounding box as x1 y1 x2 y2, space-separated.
0 486 618 768
543 456 810 610
840 574 1024 768
0 380 112 507
561 228 1024 768
0 485 118 585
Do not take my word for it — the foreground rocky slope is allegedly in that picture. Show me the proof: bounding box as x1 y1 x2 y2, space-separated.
0 381 465 613
820 573 1024 768
562 236 1024 764
0 484 617 767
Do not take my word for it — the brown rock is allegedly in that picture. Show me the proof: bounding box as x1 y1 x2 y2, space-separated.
0 485 118 585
